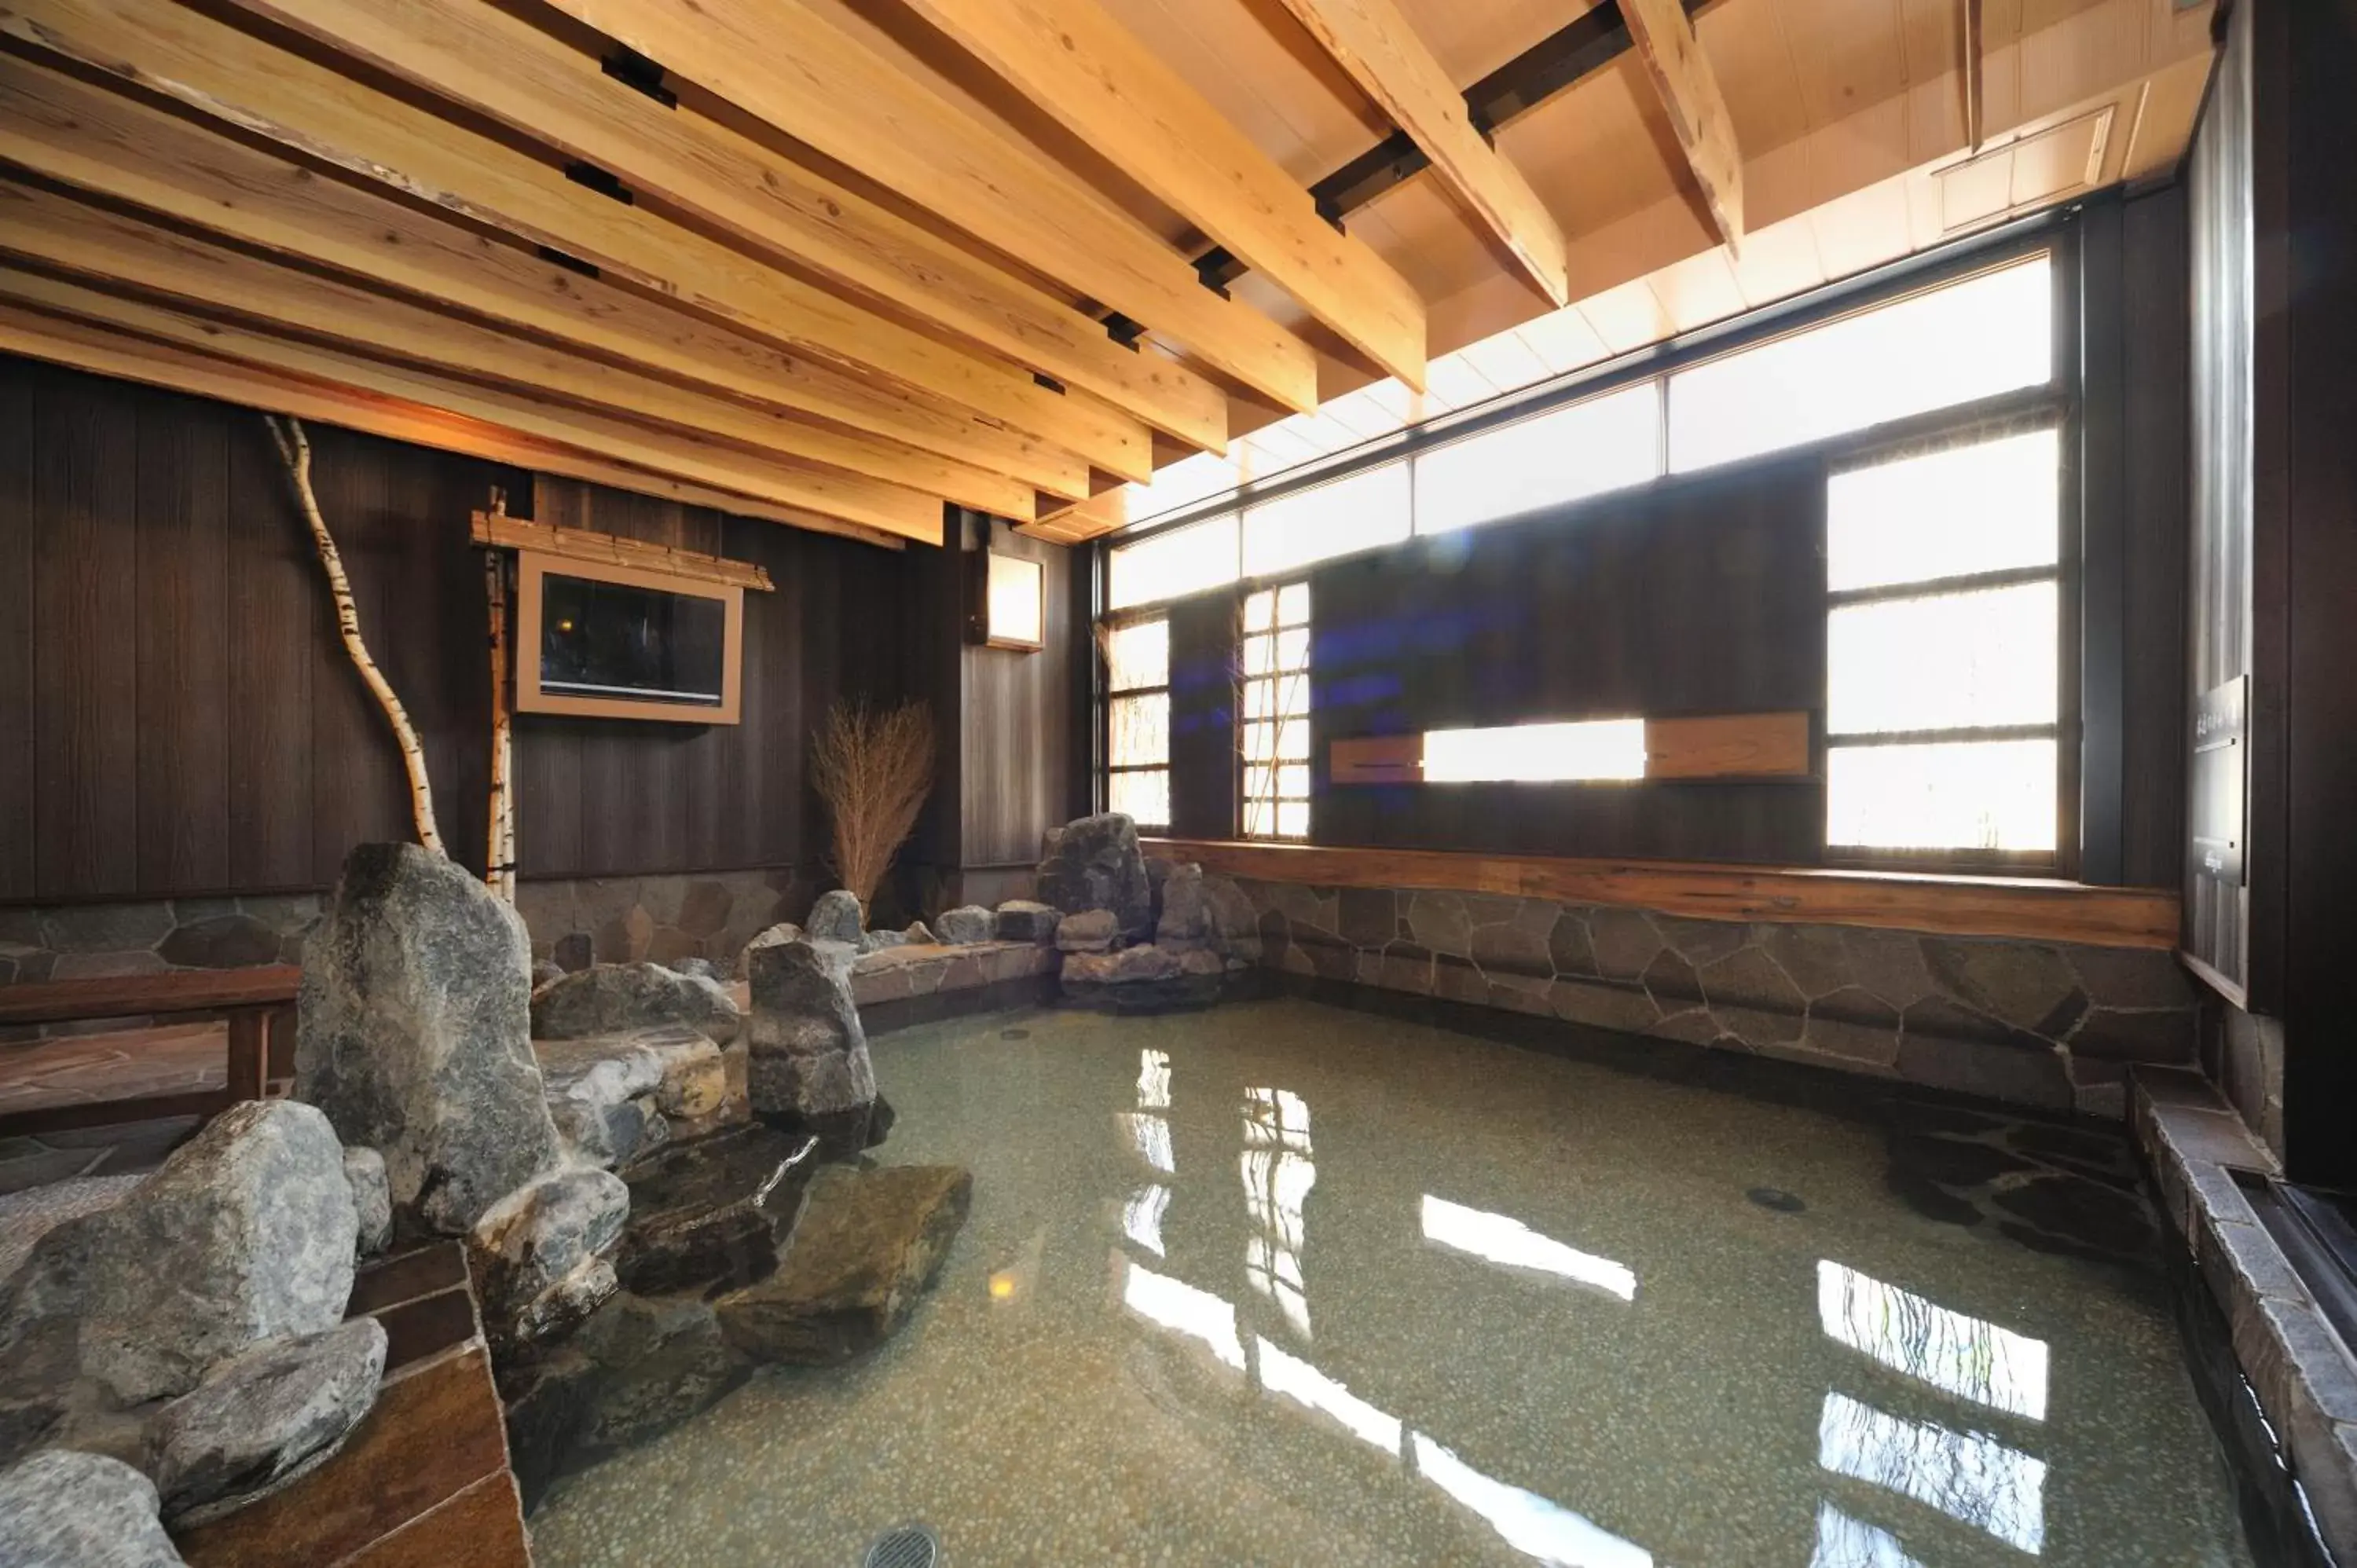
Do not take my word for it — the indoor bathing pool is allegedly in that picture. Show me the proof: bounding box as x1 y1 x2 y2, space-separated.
528 997 2253 1568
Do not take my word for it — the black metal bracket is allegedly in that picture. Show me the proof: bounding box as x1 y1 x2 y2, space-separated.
601 46 676 109
564 162 634 206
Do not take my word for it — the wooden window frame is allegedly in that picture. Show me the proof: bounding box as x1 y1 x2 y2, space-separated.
1239 581 1313 841
1102 610 1171 832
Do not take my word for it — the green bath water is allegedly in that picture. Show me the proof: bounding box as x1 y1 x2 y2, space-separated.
530 996 2252 1567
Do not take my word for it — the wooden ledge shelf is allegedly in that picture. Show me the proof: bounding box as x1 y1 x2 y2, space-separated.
1146 839 2180 951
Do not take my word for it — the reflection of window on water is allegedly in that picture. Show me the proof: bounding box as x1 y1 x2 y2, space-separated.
1255 1336 1400 1457
1241 1087 1315 1339
1816 1260 2049 1420
1121 1260 1244 1370
1136 1048 1171 1109
1122 1184 1170 1258
1817 1390 2045 1554
1809 1501 1922 1568
1116 1112 1173 1175
1411 1434 1653 1568
1419 1195 1636 1302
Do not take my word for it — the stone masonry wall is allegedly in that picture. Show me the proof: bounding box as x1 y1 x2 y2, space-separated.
0 869 807 1011
1229 876 2199 1119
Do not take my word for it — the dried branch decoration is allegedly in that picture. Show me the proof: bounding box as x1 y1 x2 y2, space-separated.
811 699 935 914
266 414 445 856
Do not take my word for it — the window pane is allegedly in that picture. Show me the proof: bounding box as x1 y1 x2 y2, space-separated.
1414 383 1662 535
1830 429 2060 592
1245 589 1275 632
1423 720 1646 782
1828 740 2056 851
1276 583 1309 625
1242 462 1409 577
1274 717 1310 760
1828 582 2057 735
1277 764 1310 797
1274 627 1310 672
1109 768 1170 828
1244 679 1271 720
1244 721 1274 761
1108 513 1240 610
1669 257 2052 472
1110 693 1169 767
1276 801 1309 837
1105 618 1168 692
1243 797 1274 837
1244 634 1273 676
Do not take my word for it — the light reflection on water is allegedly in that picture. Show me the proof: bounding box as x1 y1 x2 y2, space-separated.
526 1002 2253 1568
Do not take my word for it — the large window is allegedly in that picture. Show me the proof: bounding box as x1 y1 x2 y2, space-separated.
1102 244 2072 868
1241 584 1311 840
1105 617 1170 830
1824 427 2063 858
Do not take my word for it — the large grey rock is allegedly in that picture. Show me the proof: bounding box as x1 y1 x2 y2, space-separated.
0 1449 181 1567
530 962 741 1047
342 1148 392 1257
715 1164 970 1365
536 1027 728 1168
1036 814 1154 941
993 900 1061 943
1054 909 1120 954
933 905 995 946
1200 874 1263 962
142 1317 387 1525
295 842 560 1234
80 1101 357 1407
735 921 802 980
805 890 864 945
746 940 874 1122
1154 863 1211 950
468 1168 629 1349
1061 943 1224 1011
571 1292 746 1453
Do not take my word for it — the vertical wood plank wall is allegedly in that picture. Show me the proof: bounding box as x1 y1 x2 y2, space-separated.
0 356 1069 907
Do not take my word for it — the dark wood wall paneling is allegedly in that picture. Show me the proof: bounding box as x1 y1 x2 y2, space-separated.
1299 453 1828 864
0 355 1028 906
1166 592 1239 842
0 357 526 900
954 516 1075 873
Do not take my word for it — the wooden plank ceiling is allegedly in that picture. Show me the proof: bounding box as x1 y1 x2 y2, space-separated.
0 0 2216 548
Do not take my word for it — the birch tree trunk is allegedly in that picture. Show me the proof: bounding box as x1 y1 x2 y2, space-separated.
484 547 515 900
266 415 445 857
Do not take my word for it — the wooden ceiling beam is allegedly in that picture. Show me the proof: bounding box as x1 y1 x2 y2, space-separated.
1269 0 1569 308
0 264 946 540
0 178 1036 518
896 0 1428 390
1021 485 1125 544
1618 0 1744 251
0 299 904 547
211 0 1230 457
0 57 1091 501
533 0 1322 413
0 0 1153 481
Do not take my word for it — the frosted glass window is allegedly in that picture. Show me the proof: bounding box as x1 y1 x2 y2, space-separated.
1105 619 1168 692
1105 612 1169 829
1827 741 2058 852
1670 257 2053 472
1109 694 1169 767
1243 584 1311 839
1828 583 2058 735
1414 383 1663 535
1108 768 1170 830
1423 720 1646 782
1107 513 1239 610
1828 429 2060 592
1243 463 1409 577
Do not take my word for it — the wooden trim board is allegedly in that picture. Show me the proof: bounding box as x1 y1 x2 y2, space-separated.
1148 837 2181 948
514 549 745 724
1330 713 1813 783
471 512 774 592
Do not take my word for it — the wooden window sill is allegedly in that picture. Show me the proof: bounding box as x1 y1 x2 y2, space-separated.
1146 838 2179 950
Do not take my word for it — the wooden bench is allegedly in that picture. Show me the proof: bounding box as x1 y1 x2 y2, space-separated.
0 966 301 1138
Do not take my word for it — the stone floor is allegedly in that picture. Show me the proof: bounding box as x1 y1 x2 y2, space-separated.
0 1114 200 1201
0 1023 225 1117
530 996 2255 1568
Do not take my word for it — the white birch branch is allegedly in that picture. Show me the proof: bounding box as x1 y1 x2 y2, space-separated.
266 415 445 857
